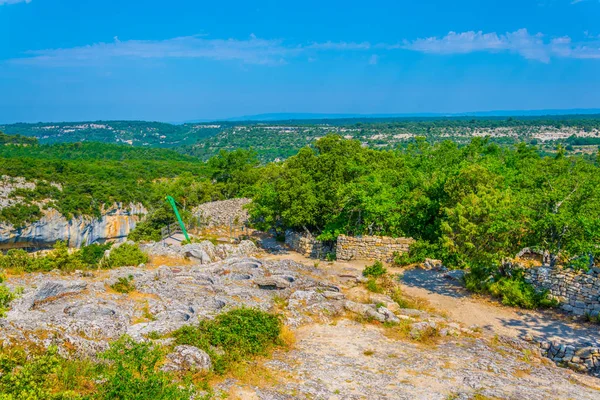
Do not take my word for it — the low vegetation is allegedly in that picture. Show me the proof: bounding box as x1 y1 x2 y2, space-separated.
0 274 17 317
0 241 145 274
110 276 136 294
464 265 557 309
172 308 284 375
101 243 148 269
0 308 286 399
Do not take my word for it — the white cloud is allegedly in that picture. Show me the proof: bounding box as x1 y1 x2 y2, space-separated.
0 0 31 5
307 41 371 50
14 35 298 66
11 29 600 67
402 29 600 62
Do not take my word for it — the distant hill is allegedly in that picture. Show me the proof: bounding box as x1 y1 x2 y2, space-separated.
0 121 226 148
220 109 600 122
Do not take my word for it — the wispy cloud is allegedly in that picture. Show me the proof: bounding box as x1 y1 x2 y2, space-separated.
0 0 31 5
10 29 600 67
402 29 600 62
14 34 299 67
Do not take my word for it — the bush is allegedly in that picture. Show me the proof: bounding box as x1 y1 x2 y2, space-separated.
366 278 384 294
0 204 43 228
110 276 136 294
80 243 111 267
0 275 17 318
393 240 438 266
464 265 557 309
363 261 387 278
102 243 148 269
97 337 191 400
0 345 88 399
172 308 282 374
0 242 82 273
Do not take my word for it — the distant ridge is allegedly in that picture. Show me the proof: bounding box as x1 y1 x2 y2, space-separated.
214 109 600 123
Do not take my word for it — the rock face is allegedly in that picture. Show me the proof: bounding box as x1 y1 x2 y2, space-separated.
193 198 251 228
0 203 147 249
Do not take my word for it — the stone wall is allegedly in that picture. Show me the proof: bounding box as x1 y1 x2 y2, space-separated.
336 235 414 262
534 339 600 374
285 230 334 259
524 265 600 317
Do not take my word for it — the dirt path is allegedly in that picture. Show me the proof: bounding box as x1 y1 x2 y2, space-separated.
263 250 600 347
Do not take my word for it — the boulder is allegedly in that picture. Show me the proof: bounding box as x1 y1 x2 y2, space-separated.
255 277 291 290
33 281 87 307
344 300 385 322
161 345 212 372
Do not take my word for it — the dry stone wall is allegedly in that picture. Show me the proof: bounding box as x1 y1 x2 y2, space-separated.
285 231 334 259
336 235 414 262
534 339 600 374
524 265 600 317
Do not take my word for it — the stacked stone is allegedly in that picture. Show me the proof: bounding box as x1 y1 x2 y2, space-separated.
537 341 600 373
193 198 252 228
284 230 334 259
525 265 600 316
336 235 414 262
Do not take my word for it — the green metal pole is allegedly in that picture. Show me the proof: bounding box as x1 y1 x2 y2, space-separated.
166 196 190 242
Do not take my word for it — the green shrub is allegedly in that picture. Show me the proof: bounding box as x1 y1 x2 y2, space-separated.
0 204 43 228
366 278 384 294
363 261 387 278
393 240 438 266
172 308 282 374
0 345 86 400
102 243 148 269
0 275 17 318
464 265 557 309
80 243 111 267
97 336 191 400
110 276 136 294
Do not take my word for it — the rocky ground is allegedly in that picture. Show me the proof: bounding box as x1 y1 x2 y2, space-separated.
2 240 600 399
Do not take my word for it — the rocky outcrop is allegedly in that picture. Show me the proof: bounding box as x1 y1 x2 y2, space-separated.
0 203 147 249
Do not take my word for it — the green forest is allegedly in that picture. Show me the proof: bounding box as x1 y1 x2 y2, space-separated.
1 128 599 308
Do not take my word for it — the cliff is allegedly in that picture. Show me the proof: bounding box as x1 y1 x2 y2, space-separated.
0 203 147 249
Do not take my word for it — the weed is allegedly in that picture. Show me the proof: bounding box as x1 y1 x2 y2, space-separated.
363 350 375 356
363 261 387 278
464 265 557 310
0 274 17 317
110 275 136 294
366 278 384 293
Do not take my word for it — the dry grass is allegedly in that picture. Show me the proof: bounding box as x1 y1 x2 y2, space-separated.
512 368 531 378
146 255 192 268
381 319 441 346
279 325 296 349
131 300 156 324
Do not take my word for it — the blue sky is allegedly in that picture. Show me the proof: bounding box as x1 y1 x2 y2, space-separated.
1 0 599 123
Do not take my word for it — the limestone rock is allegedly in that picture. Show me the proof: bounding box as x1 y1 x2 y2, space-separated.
161 345 212 372
33 281 87 306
